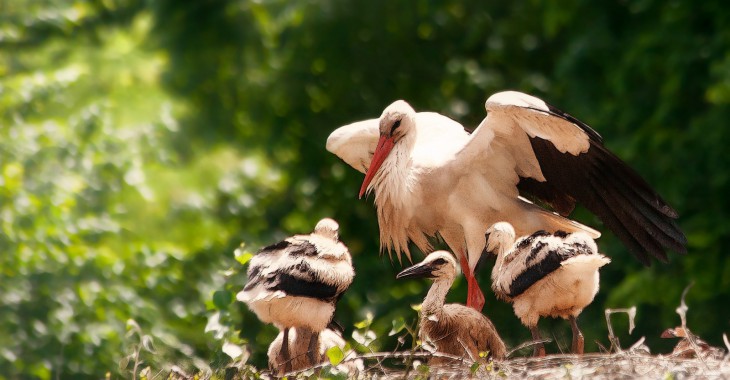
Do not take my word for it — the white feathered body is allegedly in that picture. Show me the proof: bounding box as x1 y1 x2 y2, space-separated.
237 226 354 331
327 94 599 271
491 229 610 327
328 90 686 279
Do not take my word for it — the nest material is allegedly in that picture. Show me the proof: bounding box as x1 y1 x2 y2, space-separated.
338 351 730 379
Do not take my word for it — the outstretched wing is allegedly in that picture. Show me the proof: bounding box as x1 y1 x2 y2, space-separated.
326 118 380 173
326 112 467 174
463 91 686 264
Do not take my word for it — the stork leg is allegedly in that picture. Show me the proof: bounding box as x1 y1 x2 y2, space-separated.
569 316 584 355
459 255 485 312
467 275 485 312
306 329 320 366
281 328 292 374
530 326 546 357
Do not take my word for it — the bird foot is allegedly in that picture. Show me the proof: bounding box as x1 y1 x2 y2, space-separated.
570 316 584 355
531 326 546 357
533 345 546 357
572 335 585 355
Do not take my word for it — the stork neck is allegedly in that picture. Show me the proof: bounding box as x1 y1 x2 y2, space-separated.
421 277 454 317
372 134 417 204
491 239 515 281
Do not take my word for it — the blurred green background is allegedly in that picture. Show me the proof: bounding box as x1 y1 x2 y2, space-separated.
1 0 729 378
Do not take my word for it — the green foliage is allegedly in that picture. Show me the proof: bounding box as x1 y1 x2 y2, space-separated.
0 2 236 378
2 0 730 378
326 346 345 366
388 317 407 337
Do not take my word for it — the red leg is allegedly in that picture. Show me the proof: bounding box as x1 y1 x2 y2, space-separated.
468 275 485 312
458 254 471 308
459 255 485 312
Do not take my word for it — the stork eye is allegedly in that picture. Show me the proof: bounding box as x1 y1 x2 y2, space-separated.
390 120 402 134
432 258 447 266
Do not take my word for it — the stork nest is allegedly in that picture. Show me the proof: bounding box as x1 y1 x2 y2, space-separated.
349 351 729 379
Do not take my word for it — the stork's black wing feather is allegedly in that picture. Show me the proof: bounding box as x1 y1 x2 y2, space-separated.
258 239 292 253
269 271 339 301
287 240 319 257
509 243 570 298
517 177 576 216
258 238 320 257
517 104 687 265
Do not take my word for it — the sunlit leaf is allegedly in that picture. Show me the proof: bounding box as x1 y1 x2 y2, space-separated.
126 319 141 335
222 341 244 360
353 311 374 330
139 366 151 380
205 312 223 335
352 330 376 346
140 335 156 353
118 354 131 371
389 317 406 336
326 345 344 365
235 252 254 266
353 320 369 329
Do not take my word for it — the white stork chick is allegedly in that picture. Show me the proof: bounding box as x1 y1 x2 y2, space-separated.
268 324 360 376
327 91 686 312
397 251 507 364
485 222 610 356
237 218 355 372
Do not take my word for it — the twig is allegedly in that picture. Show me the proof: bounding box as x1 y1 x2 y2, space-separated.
150 368 171 380
628 336 646 353
349 350 467 363
674 283 710 369
604 306 636 353
506 338 552 358
132 344 141 380
283 350 471 377
676 283 692 328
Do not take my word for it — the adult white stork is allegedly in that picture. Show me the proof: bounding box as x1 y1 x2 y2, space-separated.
326 91 686 312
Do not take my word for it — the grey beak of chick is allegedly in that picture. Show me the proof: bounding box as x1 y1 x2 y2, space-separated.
396 261 435 280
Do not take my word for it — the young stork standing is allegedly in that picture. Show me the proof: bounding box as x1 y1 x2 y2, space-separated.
327 91 686 312
485 222 610 356
237 218 355 374
397 251 507 364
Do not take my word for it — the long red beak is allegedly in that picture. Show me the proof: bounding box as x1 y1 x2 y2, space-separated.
359 135 395 198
